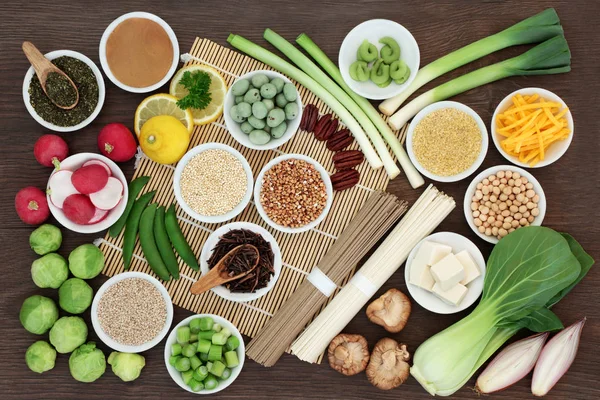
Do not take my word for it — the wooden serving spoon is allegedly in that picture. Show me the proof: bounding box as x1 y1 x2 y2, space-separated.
190 244 260 295
22 41 79 110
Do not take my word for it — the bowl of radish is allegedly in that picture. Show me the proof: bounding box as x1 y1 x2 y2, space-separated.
46 153 128 233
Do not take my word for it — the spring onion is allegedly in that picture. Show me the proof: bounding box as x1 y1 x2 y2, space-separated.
263 29 400 179
296 33 424 188
388 35 571 130
227 34 383 170
379 8 564 115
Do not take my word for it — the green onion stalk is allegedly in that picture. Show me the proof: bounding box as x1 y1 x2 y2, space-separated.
380 8 564 115
387 35 570 130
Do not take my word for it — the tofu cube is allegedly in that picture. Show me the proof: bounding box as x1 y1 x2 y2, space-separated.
430 253 466 291
410 240 453 283
432 283 468 306
410 264 435 291
455 250 481 286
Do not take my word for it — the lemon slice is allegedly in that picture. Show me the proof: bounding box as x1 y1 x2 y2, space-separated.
169 65 227 125
134 94 194 137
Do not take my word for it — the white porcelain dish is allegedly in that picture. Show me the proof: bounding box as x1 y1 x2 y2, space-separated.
91 272 174 353
46 152 128 233
200 222 282 303
406 101 489 183
99 12 179 93
22 50 105 132
173 143 253 224
164 314 245 394
463 165 546 244
224 70 302 150
491 87 574 168
338 19 420 100
404 232 486 314
254 154 333 234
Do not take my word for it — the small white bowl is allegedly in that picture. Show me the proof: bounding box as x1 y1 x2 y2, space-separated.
224 70 302 150
200 222 282 303
464 165 547 244
404 232 486 314
338 19 420 100
99 12 179 93
22 50 105 132
173 143 253 224
47 152 128 234
254 154 333 234
164 314 245 394
406 101 489 182
491 87 574 168
91 272 174 353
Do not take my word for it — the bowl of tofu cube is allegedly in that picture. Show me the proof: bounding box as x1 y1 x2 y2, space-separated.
404 232 486 314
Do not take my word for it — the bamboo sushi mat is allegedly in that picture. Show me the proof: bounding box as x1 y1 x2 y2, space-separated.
98 38 399 358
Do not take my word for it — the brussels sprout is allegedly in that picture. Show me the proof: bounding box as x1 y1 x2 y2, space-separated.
69 342 106 383
29 224 62 255
31 253 68 289
68 244 104 279
49 316 88 354
108 352 145 382
59 278 93 314
20 295 59 335
26 340 56 373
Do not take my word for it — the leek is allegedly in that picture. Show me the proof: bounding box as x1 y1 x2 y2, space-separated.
380 8 564 115
388 35 570 130
227 34 383 170
295 33 424 189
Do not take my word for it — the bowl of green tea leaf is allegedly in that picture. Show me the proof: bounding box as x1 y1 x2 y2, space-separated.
22 50 105 132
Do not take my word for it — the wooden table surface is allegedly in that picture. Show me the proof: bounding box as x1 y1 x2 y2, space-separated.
1 0 598 399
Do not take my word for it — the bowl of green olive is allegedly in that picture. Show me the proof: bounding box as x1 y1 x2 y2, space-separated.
224 70 302 150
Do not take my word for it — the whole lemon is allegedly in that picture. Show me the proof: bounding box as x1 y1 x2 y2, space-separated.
139 115 190 164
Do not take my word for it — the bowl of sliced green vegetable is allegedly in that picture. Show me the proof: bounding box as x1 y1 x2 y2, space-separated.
164 314 245 394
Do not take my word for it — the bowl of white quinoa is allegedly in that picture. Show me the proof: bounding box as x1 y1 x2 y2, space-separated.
173 143 254 224
91 272 174 353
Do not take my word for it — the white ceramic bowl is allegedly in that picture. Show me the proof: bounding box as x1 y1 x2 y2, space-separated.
464 165 547 244
99 12 179 93
200 222 282 303
22 50 105 132
254 154 333 234
164 314 245 394
173 143 253 224
491 87 574 168
224 70 302 150
404 232 486 314
406 101 489 182
47 152 128 233
91 272 174 353
338 19 420 100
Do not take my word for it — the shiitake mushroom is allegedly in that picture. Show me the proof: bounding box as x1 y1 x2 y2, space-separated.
366 338 410 390
366 288 411 333
327 333 370 376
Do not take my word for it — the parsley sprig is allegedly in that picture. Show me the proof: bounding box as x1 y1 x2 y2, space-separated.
176 71 212 110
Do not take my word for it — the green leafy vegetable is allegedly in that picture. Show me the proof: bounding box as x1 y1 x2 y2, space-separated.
176 71 212 110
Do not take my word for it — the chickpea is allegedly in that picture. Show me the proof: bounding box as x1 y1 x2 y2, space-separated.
475 190 483 200
514 178 523 187
508 178 515 186
492 226 499 236
499 228 508 237
505 170 513 178
485 227 492 236
528 216 535 223
500 194 508 201
503 187 512 195
474 218 482 227
473 210 480 218
501 210 510 217
476 182 483 190
522 177 528 184
484 201 492 207
533 195 540 203
471 202 478 211
516 193 525 203
499 202 507 211
526 182 533 190
503 222 512 230
497 171 505 179
479 213 487 222
520 218 528 226
519 205 527 213
514 213 523 220
507 200 513 206
510 205 519 213
505 216 514 223
478 226 486 233
509 194 516 200
482 186 490 195
487 216 495 224
483 178 490 185
490 195 497 202
531 208 540 217
527 201 536 210
512 186 521 195
513 172 521 179
526 189 535 198
500 178 507 184
492 179 500 186
493 186 501 195
481 206 490 215
523 211 530 218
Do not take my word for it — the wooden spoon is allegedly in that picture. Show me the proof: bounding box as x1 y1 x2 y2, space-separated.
190 244 260 295
22 41 79 110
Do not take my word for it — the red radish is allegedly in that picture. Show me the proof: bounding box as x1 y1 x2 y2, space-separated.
98 123 137 162
15 187 50 225
82 159 112 176
87 208 109 225
71 164 109 194
63 194 95 224
47 170 79 208
34 134 68 169
89 177 123 210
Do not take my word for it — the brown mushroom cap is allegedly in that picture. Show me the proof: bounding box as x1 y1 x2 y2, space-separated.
327 333 370 376
366 338 410 390
366 288 411 333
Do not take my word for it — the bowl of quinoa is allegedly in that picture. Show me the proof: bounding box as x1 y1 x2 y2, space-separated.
173 143 254 224
406 101 488 182
91 272 173 353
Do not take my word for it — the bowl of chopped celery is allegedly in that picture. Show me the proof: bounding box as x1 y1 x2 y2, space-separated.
164 314 245 394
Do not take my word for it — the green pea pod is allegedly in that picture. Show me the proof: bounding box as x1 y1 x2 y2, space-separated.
370 59 390 85
139 204 170 281
349 61 370 82
109 176 151 238
379 37 401 64
356 40 377 63
165 204 199 271
154 206 180 279
122 190 156 270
